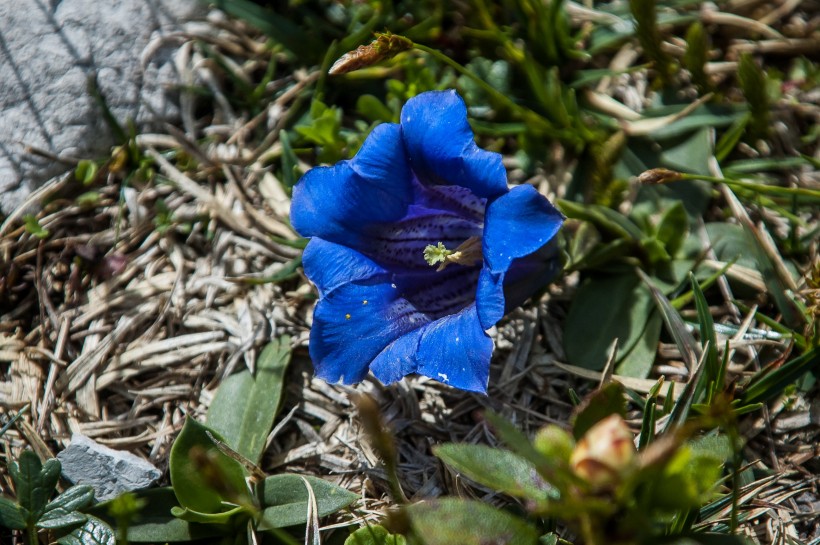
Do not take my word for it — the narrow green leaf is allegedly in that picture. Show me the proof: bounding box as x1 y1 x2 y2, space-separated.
690 273 719 395
638 270 700 371
345 524 407 545
405 498 539 545
257 474 358 530
683 22 710 91
0 496 27 530
56 515 116 545
433 444 549 500
738 347 820 405
737 53 770 137
168 418 249 514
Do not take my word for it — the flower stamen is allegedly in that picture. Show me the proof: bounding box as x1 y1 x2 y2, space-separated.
423 236 483 271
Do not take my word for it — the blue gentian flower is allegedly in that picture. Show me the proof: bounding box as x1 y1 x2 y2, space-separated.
291 90 564 393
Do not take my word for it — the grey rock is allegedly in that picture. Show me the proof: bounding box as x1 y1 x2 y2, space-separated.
57 433 162 501
0 0 204 215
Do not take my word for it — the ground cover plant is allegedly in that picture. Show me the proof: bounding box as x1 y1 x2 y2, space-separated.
0 0 818 544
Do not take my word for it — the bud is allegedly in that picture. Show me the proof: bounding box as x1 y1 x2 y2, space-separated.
329 33 414 76
638 168 683 185
533 425 575 462
570 414 636 490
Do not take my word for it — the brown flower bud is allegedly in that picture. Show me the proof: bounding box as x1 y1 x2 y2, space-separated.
570 414 636 490
329 33 414 75
638 168 683 185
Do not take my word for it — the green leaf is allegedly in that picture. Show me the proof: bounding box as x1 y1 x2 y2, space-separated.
690 274 720 396
0 496 27 530
564 272 655 370
8 451 60 520
207 338 291 465
56 515 116 545
24 214 50 239
571 382 627 439
615 311 662 378
257 474 358 530
75 160 99 185
45 486 95 514
638 270 700 372
356 95 395 123
168 418 249 514
37 510 87 530
345 525 407 545
433 444 550 500
405 498 539 545
655 202 689 258
90 488 227 543
738 347 820 406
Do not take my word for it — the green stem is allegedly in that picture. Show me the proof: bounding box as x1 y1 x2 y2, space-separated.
27 523 39 545
678 173 820 201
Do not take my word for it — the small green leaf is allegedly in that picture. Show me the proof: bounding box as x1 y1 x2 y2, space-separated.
257 474 358 530
37 510 87 530
433 444 550 500
45 486 95 514
75 160 99 185
23 215 50 239
405 498 539 545
0 496 27 530
571 382 627 439
8 451 60 520
345 524 407 545
207 337 292 465
56 515 116 545
169 418 249 514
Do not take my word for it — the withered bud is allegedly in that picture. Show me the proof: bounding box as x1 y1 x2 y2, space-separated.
329 33 414 76
638 168 683 185
570 414 636 490
352 392 397 463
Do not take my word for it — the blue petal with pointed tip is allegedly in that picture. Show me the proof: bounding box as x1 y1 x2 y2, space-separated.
291 123 413 245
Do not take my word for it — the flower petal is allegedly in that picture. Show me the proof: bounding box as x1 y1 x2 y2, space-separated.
291 123 413 243
483 184 564 274
476 267 505 330
370 304 492 393
400 90 507 199
310 280 430 385
476 186 564 328
503 239 562 311
302 238 388 297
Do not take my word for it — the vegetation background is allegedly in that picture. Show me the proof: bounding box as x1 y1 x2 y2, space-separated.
0 0 817 544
